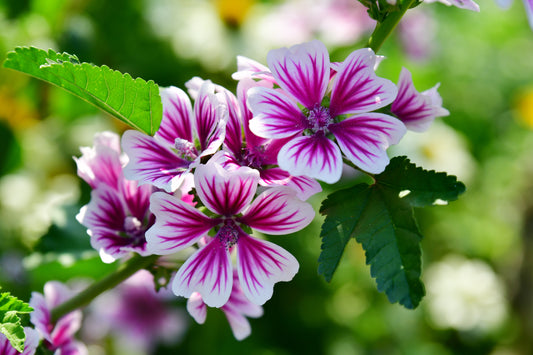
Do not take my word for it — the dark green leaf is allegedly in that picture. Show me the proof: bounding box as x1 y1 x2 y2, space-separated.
318 158 465 308
3 46 162 135
318 184 371 282
377 156 466 207
0 291 33 352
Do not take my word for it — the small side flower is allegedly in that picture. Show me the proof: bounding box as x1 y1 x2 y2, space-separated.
391 67 449 132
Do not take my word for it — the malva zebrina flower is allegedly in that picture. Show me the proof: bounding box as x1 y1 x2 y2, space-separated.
75 132 154 263
246 40 406 183
145 159 314 308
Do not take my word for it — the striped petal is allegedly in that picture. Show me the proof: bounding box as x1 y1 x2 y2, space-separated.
156 86 194 145
259 167 322 201
248 87 305 139
330 48 397 116
173 238 233 308
122 130 191 192
186 292 207 324
278 135 343 184
193 81 226 152
75 132 123 190
236 234 299 305
267 40 329 109
194 161 259 216
146 192 216 255
329 113 406 174
77 184 126 233
239 187 315 235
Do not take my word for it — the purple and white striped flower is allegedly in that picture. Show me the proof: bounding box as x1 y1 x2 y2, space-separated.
85 270 187 352
75 132 154 263
146 160 314 308
391 67 450 132
187 271 263 341
212 77 321 201
29 281 87 355
247 40 406 183
122 81 227 192
0 327 39 355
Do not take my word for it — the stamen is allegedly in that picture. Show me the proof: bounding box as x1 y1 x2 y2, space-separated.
307 105 333 133
174 138 197 161
217 221 240 250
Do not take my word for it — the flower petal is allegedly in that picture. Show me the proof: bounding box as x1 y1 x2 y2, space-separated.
122 130 191 192
236 234 299 305
77 184 126 233
329 48 397 116
278 135 343 184
186 292 207 324
194 161 259 216
239 187 315 235
232 55 275 83
146 192 216 255
330 113 406 174
75 132 123 190
120 179 153 223
267 40 330 108
156 86 194 145
248 87 305 139
259 168 322 201
222 308 252 341
220 89 244 156
391 67 449 132
173 238 233 308
193 81 226 152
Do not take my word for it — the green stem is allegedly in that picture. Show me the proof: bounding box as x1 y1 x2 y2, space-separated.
50 254 159 323
366 0 418 53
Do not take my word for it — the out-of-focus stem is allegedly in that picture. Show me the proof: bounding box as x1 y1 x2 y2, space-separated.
50 254 159 323
367 0 418 53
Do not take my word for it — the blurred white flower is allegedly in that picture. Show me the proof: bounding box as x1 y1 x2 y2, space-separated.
424 255 508 332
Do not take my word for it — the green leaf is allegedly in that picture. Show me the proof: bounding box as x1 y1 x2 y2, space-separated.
0 291 33 353
3 46 162 135
318 157 466 308
376 156 466 207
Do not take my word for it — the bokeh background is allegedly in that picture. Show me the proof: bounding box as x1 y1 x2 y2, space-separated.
1 0 533 354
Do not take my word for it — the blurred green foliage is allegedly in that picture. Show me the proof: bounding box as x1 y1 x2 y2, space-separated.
1 0 533 354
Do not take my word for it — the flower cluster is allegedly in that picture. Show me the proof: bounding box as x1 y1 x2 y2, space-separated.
71 39 447 340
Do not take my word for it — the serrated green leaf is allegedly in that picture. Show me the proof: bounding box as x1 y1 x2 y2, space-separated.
0 292 33 352
376 156 466 207
355 185 424 308
318 183 424 308
318 184 371 282
318 159 465 308
3 46 162 135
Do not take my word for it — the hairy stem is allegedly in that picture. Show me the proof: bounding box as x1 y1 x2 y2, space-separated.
367 0 418 53
50 254 159 322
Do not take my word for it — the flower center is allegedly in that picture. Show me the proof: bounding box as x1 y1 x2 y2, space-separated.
123 216 146 246
240 146 266 169
174 138 198 161
217 221 240 250
306 105 333 134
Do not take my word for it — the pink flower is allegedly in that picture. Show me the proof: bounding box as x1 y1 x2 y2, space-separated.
204 75 322 201
146 160 314 307
85 270 187 353
29 281 87 355
0 327 39 355
75 132 154 263
122 81 227 192
247 40 406 183
187 272 263 341
391 67 449 132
